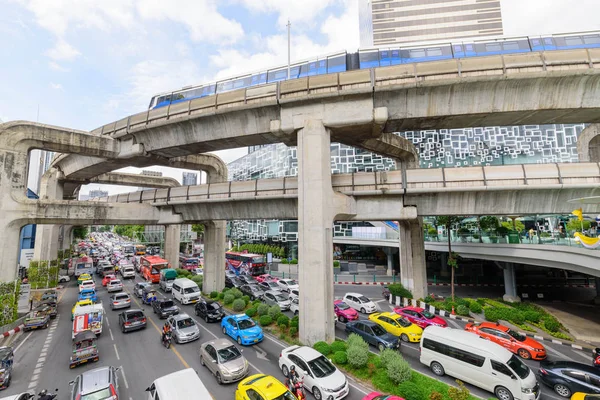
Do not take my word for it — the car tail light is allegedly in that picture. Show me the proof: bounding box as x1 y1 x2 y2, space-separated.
75 395 81 400
141 318 146 323
539 368 548 375
113 302 118 305
110 383 118 399
124 322 131 326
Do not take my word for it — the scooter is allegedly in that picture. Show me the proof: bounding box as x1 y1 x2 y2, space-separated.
162 332 172 349
29 389 58 400
286 378 306 400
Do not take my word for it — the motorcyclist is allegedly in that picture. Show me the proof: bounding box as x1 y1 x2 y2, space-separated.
285 365 300 389
593 347 600 368
162 323 172 344
37 389 56 400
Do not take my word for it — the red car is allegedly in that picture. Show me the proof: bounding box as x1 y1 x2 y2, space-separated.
255 274 278 283
465 321 546 360
362 393 403 400
102 274 116 287
334 300 359 323
394 306 448 328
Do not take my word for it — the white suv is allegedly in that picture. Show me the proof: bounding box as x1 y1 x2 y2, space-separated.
342 292 377 314
279 345 349 400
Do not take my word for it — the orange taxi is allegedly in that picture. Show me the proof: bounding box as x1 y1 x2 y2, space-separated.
465 321 546 360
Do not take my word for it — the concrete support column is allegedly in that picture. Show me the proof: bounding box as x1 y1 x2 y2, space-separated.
398 219 427 300
164 225 181 269
385 248 394 276
502 262 520 303
203 221 226 294
33 168 64 262
61 226 74 250
439 252 449 278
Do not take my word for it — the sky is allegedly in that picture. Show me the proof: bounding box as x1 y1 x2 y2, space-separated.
2 0 600 195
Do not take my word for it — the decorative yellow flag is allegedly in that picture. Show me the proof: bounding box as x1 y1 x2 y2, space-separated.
572 208 583 222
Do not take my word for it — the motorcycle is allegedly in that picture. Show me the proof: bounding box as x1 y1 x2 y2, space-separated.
286 377 305 400
29 389 58 400
593 347 600 368
162 331 172 349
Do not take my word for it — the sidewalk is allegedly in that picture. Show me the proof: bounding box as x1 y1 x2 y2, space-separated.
537 302 600 346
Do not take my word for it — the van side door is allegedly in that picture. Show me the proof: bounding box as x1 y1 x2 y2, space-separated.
491 360 519 394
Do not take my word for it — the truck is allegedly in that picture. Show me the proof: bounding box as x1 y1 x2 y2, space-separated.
140 256 170 284
73 256 94 277
159 269 178 292
72 304 104 339
23 305 51 331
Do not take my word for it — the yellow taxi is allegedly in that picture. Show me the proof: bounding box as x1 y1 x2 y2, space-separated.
77 273 92 285
368 311 423 342
572 394 600 400
235 374 296 400
71 299 93 320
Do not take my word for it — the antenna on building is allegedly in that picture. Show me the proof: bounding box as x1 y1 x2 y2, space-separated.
287 19 291 80
36 104 39 122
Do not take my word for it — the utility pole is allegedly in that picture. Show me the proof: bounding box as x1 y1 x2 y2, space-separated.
287 19 291 80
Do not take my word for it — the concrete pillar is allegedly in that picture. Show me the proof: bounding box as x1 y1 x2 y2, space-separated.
164 225 181 269
61 225 74 250
398 219 427 300
440 252 449 277
502 262 520 302
33 168 64 262
203 221 226 293
385 248 394 276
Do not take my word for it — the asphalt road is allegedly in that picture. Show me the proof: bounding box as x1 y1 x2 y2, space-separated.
0 277 594 400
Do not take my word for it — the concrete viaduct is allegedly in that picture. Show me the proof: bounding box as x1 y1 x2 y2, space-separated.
3 48 600 344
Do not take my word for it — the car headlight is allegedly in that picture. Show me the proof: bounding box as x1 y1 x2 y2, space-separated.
534 348 544 352
522 388 534 394
410 333 418 336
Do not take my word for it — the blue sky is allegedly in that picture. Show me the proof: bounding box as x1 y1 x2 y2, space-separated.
2 0 600 194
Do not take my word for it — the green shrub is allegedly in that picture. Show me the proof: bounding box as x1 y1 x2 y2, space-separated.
476 298 486 306
290 319 299 329
242 295 251 305
223 293 235 305
314 341 331 356
218 292 225 300
279 323 288 331
245 307 257 317
222 287 230 293
210 291 219 299
484 307 501 322
387 356 412 384
448 380 471 400
330 340 347 353
456 305 470 317
257 304 270 316
510 311 525 325
191 275 203 286
175 268 191 278
290 259 298 264
379 348 400 368
469 302 483 314
281 259 289 264
424 295 435 304
277 315 290 327
346 334 369 368
544 319 560 332
268 305 282 320
252 299 262 306
230 288 243 299
429 392 443 400
386 283 413 299
398 381 425 400
333 350 348 364
232 298 246 312
290 327 298 336
523 310 541 323
259 315 273 326
347 333 365 349
333 261 340 268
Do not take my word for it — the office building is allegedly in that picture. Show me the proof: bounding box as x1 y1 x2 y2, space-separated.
359 0 504 47
138 170 163 191
88 189 109 199
182 172 198 186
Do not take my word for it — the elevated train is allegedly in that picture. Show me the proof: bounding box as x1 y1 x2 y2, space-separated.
149 31 600 110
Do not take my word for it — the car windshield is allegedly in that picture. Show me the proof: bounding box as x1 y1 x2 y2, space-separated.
308 355 336 378
274 293 288 302
238 319 256 329
208 303 222 311
507 355 530 379
287 280 297 286
128 312 144 320
372 324 387 336
218 345 242 363
396 317 412 327
507 329 526 342
115 295 129 300
271 391 297 400
422 310 435 319
81 388 112 400
358 296 371 303
161 300 174 308
336 302 351 310
184 287 200 294
177 318 195 329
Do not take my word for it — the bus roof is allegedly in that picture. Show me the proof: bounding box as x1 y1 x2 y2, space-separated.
226 252 264 258
142 256 169 264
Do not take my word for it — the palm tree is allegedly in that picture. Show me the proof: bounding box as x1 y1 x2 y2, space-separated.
436 216 463 301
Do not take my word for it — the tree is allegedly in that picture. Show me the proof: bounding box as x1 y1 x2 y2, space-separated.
436 216 464 301
566 218 591 233
114 225 144 239
502 220 524 232
72 226 89 239
191 224 204 240
479 216 500 233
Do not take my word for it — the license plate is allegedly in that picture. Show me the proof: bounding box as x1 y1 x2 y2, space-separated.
190 299 197 303
80 359 87 364
338 390 347 398
31 326 38 330
254 339 258 343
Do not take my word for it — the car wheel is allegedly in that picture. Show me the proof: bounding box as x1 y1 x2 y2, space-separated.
339 315 347 323
216 372 223 385
495 386 514 400
121 325 125 333
554 384 571 398
360 307 366 314
430 361 445 376
200 355 205 366
378 343 385 352
401 333 409 342
517 348 531 359
312 387 322 400
237 336 242 345
195 309 199 316
294 310 299 316
222 327 227 335
204 315 209 323
281 364 289 377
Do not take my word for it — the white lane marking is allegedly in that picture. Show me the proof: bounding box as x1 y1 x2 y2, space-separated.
40 352 47 358
14 332 33 353
31 374 39 381
38 356 46 363
114 344 120 360
196 319 219 340
546 345 574 361
447 319 462 329
109 328 114 341
34 368 42 375
572 349 592 362
119 366 130 389
106 316 110 327
349 382 369 395
373 299 387 304
28 381 37 389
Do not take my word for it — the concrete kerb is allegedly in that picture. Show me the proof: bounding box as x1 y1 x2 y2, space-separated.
0 315 27 338
388 294 598 354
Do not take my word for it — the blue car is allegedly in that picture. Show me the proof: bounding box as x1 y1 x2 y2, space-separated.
78 289 97 302
221 314 263 346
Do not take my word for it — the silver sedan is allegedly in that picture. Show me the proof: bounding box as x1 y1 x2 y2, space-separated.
199 339 249 384
110 293 131 310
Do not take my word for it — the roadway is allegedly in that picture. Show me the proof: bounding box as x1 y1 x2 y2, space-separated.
0 276 593 399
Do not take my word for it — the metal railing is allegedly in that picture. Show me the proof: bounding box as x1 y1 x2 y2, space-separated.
424 232 598 250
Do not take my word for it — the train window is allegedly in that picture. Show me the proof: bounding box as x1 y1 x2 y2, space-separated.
202 85 216 96
359 50 380 68
390 50 401 64
216 81 233 93
327 55 346 73
485 43 502 52
307 62 318 76
379 50 391 66
317 60 327 74
426 47 443 57
565 36 584 46
503 42 520 51
232 76 252 89
290 65 301 79
267 68 288 82
530 39 541 46
408 48 426 58
251 73 267 86
466 44 474 51
453 45 463 52
583 35 600 44
544 38 554 45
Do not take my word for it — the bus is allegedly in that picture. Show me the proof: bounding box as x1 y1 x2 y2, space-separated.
179 254 199 271
123 244 135 256
225 252 266 276
74 256 94 277
135 244 147 255
140 256 170 283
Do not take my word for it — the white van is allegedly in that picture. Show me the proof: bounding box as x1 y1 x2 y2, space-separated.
146 368 212 400
420 327 540 400
172 278 201 304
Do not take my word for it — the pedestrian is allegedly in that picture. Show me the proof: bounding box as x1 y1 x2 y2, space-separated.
528 228 534 243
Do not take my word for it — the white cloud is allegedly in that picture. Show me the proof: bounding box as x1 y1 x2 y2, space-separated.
238 0 338 28
49 82 63 90
45 39 80 61
48 61 70 72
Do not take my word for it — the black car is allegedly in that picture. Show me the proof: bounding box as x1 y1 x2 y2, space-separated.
225 276 244 289
195 299 224 322
240 284 265 301
152 298 179 319
237 275 257 285
539 361 600 397
344 320 401 352
118 309 147 333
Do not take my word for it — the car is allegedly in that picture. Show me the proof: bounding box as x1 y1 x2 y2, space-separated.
237 275 257 285
363 393 404 400
225 270 237 279
345 320 401 352
288 289 299 301
221 314 264 346
255 274 278 283
120 266 135 279
368 312 423 342
539 361 600 398
78 289 97 302
262 290 291 311
334 300 359 323
118 309 147 333
258 281 280 292
342 293 377 314
107 279 123 293
240 284 265 301
200 339 249 384
72 299 94 320
167 313 201 344
110 293 131 310
79 280 95 292
290 298 299 315
277 279 299 293
235 374 296 400
152 298 180 319
69 366 120 400
195 299 224 322
58 275 70 283
394 306 448 328
102 274 116 287
191 268 203 276
133 282 151 297
465 322 546 360
279 345 349 400
225 276 244 289
77 274 92 285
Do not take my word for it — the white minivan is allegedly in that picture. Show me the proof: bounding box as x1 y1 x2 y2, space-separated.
172 278 201 305
146 368 211 400
420 327 540 400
